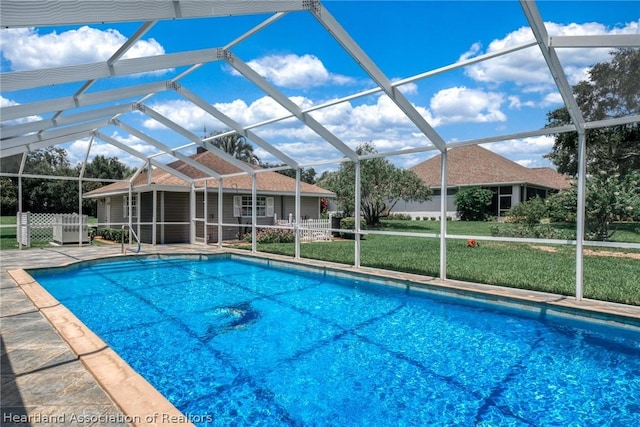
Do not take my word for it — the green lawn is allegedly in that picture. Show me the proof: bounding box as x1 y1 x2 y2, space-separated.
250 220 640 306
0 216 18 250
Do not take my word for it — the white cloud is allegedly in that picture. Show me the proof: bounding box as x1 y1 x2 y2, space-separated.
541 92 564 107
65 132 159 168
350 95 429 131
485 135 555 157
0 26 166 71
462 20 640 90
482 135 557 169
507 95 536 109
242 54 356 89
430 87 506 125
515 159 536 168
143 97 296 132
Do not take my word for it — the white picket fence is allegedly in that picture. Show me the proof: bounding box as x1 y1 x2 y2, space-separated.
17 212 89 247
276 214 332 241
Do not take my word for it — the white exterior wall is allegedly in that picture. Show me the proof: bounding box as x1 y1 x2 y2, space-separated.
394 195 457 219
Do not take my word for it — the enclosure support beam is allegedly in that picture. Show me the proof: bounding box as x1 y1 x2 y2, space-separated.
95 131 195 184
520 0 587 302
152 189 157 246
575 132 587 300
137 103 255 175
78 181 83 247
176 85 299 168
439 149 448 280
203 180 208 246
222 51 358 162
251 175 257 253
190 183 196 244
78 136 93 247
0 1 305 28
114 120 222 179
127 184 133 244
354 161 361 269
218 179 224 249
295 169 301 260
136 192 141 246
17 153 26 250
311 2 447 153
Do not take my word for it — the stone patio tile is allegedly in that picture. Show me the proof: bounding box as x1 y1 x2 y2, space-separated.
0 287 38 317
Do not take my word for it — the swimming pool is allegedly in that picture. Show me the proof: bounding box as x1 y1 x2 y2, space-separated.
31 255 640 426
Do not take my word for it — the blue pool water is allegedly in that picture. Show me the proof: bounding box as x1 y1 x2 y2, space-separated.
32 256 640 426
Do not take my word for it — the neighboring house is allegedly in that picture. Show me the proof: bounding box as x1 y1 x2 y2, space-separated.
85 149 335 244
396 145 571 219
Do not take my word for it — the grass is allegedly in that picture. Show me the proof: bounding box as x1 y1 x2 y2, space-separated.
0 216 18 250
248 220 640 306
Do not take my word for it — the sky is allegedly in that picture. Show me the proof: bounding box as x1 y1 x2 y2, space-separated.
1 0 639 174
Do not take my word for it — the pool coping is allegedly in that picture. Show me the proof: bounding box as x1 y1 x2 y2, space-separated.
7 247 640 426
7 267 195 427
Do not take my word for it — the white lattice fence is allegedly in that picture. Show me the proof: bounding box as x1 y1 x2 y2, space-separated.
276 217 332 241
16 212 88 247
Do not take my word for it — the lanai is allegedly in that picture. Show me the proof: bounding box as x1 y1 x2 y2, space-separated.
1 0 639 301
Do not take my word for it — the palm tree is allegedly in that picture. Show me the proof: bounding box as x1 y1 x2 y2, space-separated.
209 131 260 165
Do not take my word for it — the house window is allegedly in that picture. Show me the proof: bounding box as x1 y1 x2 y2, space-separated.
123 195 137 218
498 186 513 217
234 196 274 218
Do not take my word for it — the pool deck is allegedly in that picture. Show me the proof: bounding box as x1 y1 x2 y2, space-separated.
2 243 639 426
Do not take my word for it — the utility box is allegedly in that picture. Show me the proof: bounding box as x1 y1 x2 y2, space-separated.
52 214 89 244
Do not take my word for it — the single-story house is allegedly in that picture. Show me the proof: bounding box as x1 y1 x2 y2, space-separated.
85 149 335 244
396 145 571 219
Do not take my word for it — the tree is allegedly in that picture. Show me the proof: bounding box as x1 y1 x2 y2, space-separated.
319 143 432 226
80 155 134 216
545 49 640 177
0 178 17 215
2 149 133 216
583 171 640 240
22 147 77 213
454 187 493 221
261 163 317 184
534 171 640 240
209 132 260 165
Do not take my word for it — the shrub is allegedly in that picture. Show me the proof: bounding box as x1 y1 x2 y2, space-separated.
546 189 577 223
245 228 295 244
97 228 129 242
340 217 367 239
455 187 493 221
490 224 575 240
386 213 412 221
506 197 548 226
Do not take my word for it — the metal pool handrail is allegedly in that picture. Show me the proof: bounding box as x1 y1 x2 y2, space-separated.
121 224 141 254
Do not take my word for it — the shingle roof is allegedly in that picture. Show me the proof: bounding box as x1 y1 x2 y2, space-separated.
409 145 571 190
85 151 335 197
